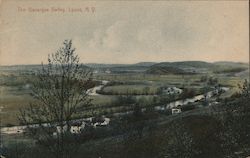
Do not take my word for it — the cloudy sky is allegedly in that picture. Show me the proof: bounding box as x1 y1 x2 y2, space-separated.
0 0 249 65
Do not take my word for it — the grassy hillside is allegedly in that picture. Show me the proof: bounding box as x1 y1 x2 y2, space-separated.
154 61 214 68
212 62 249 74
146 61 213 75
146 65 186 74
147 61 248 75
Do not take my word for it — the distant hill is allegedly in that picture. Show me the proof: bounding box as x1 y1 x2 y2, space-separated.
146 61 249 75
153 61 214 68
0 64 90 74
147 61 214 74
146 65 186 74
85 63 129 68
212 61 248 74
132 62 157 67
1 61 248 75
0 65 42 72
213 61 248 68
85 62 156 68
85 62 156 73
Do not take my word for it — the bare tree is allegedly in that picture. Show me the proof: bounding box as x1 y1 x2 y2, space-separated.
19 40 93 158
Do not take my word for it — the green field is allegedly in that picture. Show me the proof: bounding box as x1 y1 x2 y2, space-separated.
0 62 248 125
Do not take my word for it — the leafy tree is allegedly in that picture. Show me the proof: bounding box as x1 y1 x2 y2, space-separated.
143 87 150 95
160 121 199 158
238 79 250 98
19 40 93 158
215 79 250 157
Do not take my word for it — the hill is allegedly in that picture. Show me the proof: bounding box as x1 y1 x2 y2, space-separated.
147 61 213 74
147 61 248 75
146 65 186 74
132 62 157 67
154 61 214 68
213 61 248 67
212 61 248 74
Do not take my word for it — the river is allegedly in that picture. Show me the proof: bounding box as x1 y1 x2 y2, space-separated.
0 81 229 135
87 80 109 95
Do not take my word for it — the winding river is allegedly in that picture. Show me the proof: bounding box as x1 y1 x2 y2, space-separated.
0 81 229 135
87 80 109 96
156 87 229 110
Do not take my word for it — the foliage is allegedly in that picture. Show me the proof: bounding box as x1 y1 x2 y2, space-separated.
18 40 93 158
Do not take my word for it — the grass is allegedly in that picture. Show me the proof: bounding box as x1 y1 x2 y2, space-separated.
217 76 243 98
90 95 115 105
0 70 245 125
0 97 36 125
7 113 228 158
95 73 202 83
102 85 159 95
3 95 250 158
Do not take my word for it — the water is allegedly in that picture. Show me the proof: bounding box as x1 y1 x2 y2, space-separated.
0 81 229 135
155 87 229 110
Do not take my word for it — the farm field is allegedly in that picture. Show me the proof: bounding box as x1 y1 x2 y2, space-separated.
0 61 248 126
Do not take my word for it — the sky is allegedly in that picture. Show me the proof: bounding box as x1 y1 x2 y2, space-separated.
0 0 249 65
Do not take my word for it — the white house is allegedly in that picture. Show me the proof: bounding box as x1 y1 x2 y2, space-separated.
163 87 183 95
56 125 68 133
172 108 182 114
101 118 110 125
105 69 111 74
93 70 99 74
1 126 26 135
70 122 86 134
93 117 111 128
70 126 81 134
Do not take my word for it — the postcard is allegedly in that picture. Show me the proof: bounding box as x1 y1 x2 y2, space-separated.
0 1 249 158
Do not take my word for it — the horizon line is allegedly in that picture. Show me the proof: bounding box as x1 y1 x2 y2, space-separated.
0 60 249 67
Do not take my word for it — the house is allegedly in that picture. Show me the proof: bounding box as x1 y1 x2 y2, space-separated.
163 87 183 95
70 122 86 134
172 108 181 114
101 118 110 125
70 126 81 134
93 117 110 128
55 121 87 134
209 101 219 106
93 70 99 74
56 125 68 133
54 117 111 133
105 69 111 74
1 126 26 135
